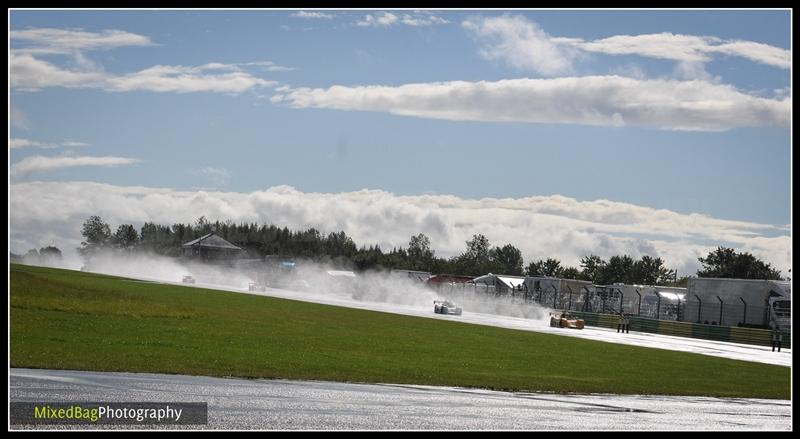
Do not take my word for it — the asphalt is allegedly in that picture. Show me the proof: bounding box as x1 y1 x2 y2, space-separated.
9 368 792 430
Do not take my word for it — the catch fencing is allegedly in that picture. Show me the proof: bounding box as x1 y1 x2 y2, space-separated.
429 281 791 348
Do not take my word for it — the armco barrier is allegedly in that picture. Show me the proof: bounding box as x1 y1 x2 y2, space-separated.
562 310 790 348
630 316 659 334
658 320 693 338
692 323 730 342
597 314 618 330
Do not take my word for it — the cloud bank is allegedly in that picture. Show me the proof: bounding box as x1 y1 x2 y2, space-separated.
10 182 791 278
275 76 790 131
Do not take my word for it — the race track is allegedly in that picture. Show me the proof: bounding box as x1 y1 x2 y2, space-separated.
9 368 791 430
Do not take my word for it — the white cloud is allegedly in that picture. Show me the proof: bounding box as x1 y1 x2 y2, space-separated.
61 141 91 147
106 64 277 94
10 138 90 149
9 138 56 149
400 13 450 27
463 16 790 73
357 12 400 27
673 60 720 82
10 53 107 91
10 156 141 176
10 54 276 94
11 28 154 53
9 182 791 278
568 33 791 70
291 11 335 20
239 61 295 72
710 40 791 69
357 11 449 28
463 15 578 76
275 76 790 131
569 33 716 63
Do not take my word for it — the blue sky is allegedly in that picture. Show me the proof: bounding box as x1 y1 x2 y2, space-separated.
8 9 792 273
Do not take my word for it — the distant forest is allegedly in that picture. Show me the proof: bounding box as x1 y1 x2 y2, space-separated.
37 215 785 286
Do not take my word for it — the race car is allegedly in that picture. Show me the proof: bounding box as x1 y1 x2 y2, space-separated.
182 275 196 284
550 311 585 329
434 300 463 316
248 282 266 292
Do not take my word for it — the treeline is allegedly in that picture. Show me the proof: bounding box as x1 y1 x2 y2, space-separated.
10 246 62 266
77 215 786 285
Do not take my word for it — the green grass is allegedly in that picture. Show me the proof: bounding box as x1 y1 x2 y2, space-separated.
10 263 790 399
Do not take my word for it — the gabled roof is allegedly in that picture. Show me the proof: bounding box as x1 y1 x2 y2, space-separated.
472 274 527 289
182 233 241 250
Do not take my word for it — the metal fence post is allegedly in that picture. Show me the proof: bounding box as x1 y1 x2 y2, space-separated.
694 294 702 323
716 295 723 325
635 289 641 316
552 285 558 309
583 286 591 312
566 285 573 311
656 292 661 320
739 297 747 325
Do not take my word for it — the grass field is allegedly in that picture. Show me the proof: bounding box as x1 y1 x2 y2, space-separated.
10 263 791 399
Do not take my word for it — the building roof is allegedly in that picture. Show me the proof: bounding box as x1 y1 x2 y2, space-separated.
182 233 241 250
427 274 474 284
472 274 527 289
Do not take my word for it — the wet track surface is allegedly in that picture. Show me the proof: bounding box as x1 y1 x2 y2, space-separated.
151 277 791 367
9 368 791 430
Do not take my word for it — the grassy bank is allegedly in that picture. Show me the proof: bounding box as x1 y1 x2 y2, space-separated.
10 264 790 398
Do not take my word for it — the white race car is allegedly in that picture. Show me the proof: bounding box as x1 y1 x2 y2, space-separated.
434 300 463 316
182 275 196 284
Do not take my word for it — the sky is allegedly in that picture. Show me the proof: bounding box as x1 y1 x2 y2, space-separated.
8 9 792 276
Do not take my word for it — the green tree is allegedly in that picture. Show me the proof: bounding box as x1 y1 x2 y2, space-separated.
451 234 493 276
579 255 605 283
697 247 783 280
113 224 139 250
597 255 635 285
632 255 675 285
560 266 581 280
526 258 563 277
38 246 62 266
39 246 62 259
408 233 435 270
79 215 112 259
491 244 524 275
464 234 490 261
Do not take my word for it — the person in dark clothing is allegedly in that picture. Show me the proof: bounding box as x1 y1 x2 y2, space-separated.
625 314 630 333
772 327 783 352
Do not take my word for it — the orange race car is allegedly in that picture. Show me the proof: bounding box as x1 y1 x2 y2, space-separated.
549 311 585 329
